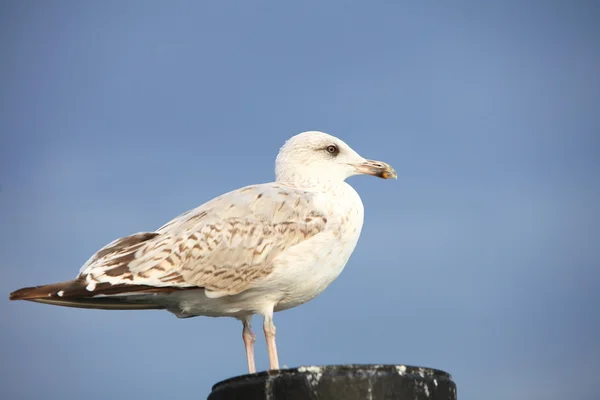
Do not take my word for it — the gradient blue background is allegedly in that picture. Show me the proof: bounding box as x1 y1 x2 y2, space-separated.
2 1 599 399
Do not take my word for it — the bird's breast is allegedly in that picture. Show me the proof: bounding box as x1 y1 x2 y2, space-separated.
270 183 365 311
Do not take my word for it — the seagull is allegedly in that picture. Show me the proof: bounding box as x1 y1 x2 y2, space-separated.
10 131 396 374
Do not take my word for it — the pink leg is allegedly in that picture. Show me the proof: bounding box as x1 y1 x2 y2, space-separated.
242 317 256 374
263 313 279 371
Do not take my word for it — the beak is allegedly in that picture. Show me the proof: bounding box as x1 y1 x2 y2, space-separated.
353 159 397 179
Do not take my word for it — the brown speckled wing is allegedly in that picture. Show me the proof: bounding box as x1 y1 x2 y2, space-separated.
77 183 328 297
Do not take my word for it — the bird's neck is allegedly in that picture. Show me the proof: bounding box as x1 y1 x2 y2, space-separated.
276 172 347 192
275 166 348 190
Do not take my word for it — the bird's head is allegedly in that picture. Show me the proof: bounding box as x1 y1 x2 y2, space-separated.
275 131 397 184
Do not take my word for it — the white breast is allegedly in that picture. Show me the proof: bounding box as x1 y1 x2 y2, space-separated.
266 182 365 311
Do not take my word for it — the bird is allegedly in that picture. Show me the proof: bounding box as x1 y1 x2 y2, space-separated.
10 130 396 374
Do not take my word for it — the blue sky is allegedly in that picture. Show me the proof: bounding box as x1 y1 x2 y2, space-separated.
1 1 599 399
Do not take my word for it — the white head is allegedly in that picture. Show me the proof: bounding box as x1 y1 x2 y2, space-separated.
275 131 397 184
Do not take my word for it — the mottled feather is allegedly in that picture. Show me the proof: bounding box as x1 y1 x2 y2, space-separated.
78 184 329 296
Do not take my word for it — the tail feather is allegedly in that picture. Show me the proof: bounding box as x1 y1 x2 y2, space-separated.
8 278 187 311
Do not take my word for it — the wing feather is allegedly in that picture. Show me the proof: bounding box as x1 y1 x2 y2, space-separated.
78 184 328 296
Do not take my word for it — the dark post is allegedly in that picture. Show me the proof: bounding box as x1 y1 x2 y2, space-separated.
207 364 457 400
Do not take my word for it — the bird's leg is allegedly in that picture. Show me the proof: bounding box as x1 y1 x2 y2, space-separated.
242 316 257 374
263 312 280 370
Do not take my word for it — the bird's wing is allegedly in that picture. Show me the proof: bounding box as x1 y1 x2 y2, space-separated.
78 183 329 297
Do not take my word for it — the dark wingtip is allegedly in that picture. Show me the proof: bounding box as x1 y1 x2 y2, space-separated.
9 286 37 301
9 282 70 301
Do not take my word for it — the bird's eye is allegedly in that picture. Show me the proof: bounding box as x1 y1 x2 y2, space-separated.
326 144 339 155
